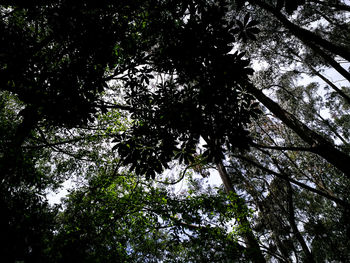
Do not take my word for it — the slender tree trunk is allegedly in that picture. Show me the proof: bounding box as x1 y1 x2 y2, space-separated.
290 49 350 104
305 40 350 84
286 182 316 263
310 65 350 104
250 0 350 62
233 154 350 209
216 161 266 263
315 112 350 147
246 83 350 177
242 176 293 262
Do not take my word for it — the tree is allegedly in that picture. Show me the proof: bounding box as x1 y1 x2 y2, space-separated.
49 171 249 262
227 80 350 261
223 2 350 254
0 91 57 263
2 0 350 262
235 0 350 175
111 1 266 261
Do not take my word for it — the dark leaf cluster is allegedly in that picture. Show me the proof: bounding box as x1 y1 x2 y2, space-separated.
113 1 260 178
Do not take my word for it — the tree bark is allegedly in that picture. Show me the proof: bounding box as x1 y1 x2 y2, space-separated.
246 83 350 177
216 161 266 263
233 154 350 209
290 49 350 104
241 176 293 262
286 182 316 263
250 0 350 62
308 63 350 105
305 40 350 84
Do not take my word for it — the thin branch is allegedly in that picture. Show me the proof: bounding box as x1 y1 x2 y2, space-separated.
25 134 104 149
154 164 196 185
250 142 313 152
94 102 137 113
232 154 350 209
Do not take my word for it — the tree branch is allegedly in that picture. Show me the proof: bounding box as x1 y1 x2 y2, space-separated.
250 142 313 152
232 154 350 209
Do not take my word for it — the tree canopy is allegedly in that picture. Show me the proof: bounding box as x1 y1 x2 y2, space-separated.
1 0 350 262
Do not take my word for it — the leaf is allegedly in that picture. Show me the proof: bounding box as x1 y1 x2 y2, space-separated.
236 20 244 29
246 31 257 41
230 27 240 35
247 27 260 34
243 13 250 26
154 163 163 174
246 20 259 28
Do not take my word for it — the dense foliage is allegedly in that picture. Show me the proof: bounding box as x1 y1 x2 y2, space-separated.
1 0 350 262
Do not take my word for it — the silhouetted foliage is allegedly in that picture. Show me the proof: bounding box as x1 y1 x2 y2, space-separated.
1 0 350 262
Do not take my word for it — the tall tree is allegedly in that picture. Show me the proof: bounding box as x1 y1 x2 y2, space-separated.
2 0 350 262
49 171 249 262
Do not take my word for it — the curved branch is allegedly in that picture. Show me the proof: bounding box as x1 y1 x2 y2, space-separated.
232 154 350 209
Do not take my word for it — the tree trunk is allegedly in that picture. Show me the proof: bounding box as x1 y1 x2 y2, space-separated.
286 182 316 263
234 154 350 209
216 161 266 263
250 0 350 62
241 175 293 262
290 49 350 104
246 83 350 177
304 40 350 85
